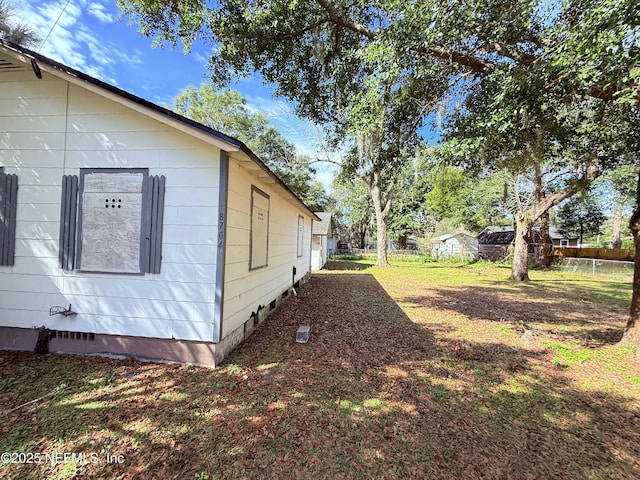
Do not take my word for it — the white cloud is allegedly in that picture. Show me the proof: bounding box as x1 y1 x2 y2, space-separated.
15 1 125 85
87 2 113 24
193 51 209 68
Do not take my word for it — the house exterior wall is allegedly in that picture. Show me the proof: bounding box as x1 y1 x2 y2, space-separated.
222 157 313 340
0 68 221 346
553 238 579 247
311 234 328 270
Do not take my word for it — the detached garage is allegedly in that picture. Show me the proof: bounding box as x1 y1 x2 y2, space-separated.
0 41 318 367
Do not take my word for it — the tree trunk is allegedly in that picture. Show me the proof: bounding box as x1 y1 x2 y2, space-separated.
398 235 407 250
375 210 389 266
508 162 601 281
621 170 640 361
358 225 366 249
370 172 392 267
512 214 532 281
612 208 623 249
535 211 553 269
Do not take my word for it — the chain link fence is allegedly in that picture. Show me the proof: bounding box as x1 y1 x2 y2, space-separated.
554 257 634 280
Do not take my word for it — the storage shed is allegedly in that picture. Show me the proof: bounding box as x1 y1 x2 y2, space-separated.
311 212 332 270
477 227 514 260
0 41 318 367
431 233 478 261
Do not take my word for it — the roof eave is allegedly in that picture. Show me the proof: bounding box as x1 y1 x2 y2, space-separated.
0 40 319 220
237 144 320 220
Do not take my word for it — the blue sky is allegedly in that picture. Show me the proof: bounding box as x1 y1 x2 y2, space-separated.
16 0 337 186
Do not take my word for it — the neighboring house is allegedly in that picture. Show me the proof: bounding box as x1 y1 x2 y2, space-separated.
431 233 479 261
477 226 578 260
0 41 318 367
532 227 579 248
311 212 332 270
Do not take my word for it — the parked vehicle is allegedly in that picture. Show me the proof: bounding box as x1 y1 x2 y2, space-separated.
336 242 352 254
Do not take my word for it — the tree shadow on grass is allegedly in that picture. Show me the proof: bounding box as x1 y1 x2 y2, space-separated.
488 277 632 311
401 285 628 346
226 272 640 478
1 270 639 479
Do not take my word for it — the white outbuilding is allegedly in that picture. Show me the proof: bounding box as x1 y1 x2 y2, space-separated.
0 41 318 367
431 233 479 261
311 212 333 270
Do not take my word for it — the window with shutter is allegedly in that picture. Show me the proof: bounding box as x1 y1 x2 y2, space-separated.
59 169 165 274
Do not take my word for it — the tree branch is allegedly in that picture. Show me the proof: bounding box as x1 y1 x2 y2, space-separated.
486 42 536 67
415 45 493 72
315 0 376 39
310 157 343 167
532 164 602 220
270 19 332 42
311 1 634 102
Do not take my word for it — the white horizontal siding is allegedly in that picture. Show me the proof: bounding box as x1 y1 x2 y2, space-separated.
59 276 214 302
13 203 60 222
161 243 216 265
0 65 222 343
0 131 66 150
0 149 64 168
162 225 218 246
163 205 218 226
164 187 219 207
0 115 66 133
8 185 61 203
222 157 312 337
9 167 63 186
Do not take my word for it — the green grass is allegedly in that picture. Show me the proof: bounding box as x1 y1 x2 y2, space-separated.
1 259 637 479
544 341 594 366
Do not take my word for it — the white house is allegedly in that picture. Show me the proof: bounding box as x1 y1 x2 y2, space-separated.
0 41 318 367
311 212 332 270
431 233 479 261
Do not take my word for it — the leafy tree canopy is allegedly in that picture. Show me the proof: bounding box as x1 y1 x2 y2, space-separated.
174 84 330 210
119 0 639 121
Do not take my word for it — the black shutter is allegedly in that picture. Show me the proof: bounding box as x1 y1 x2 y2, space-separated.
141 175 165 274
59 175 78 270
0 171 18 266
